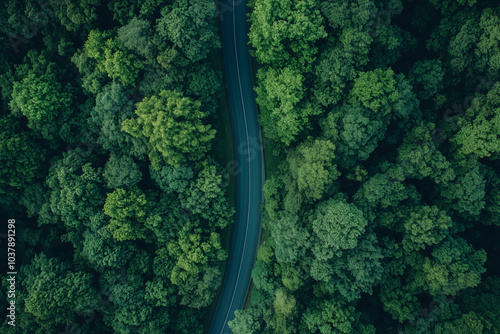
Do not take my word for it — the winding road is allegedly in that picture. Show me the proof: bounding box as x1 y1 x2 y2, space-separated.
208 0 264 333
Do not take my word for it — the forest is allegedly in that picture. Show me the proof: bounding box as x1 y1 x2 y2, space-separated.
0 0 499 333
0 0 233 333
228 0 500 333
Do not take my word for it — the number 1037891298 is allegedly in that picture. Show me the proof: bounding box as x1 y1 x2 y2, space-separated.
7 219 16 272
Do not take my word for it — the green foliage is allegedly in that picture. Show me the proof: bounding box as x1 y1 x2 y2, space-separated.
255 66 308 145
420 237 487 296
3 0 500 332
107 0 142 25
313 45 357 107
81 222 135 269
156 0 220 62
171 308 204 334
321 104 389 167
71 47 108 94
402 205 452 252
10 71 74 142
180 161 234 229
21 253 98 331
98 266 169 333
242 1 499 333
280 263 307 292
452 82 500 160
89 82 147 156
285 138 339 205
144 192 192 244
320 0 379 67
251 259 280 295
185 63 222 115
103 153 142 189
122 90 216 168
434 312 486 334
150 164 194 194
249 0 327 71
54 0 100 32
439 166 486 219
0 0 51 38
229 309 262 334
270 211 310 263
380 276 420 323
84 29 144 86
45 149 105 229
118 18 157 60
349 68 401 116
301 294 357 334
409 60 445 100
103 187 148 241
353 171 410 213
429 8 500 80
273 288 296 334
168 229 227 308
396 121 456 184
0 1 229 332
310 198 367 252
307 199 384 301
0 116 45 196
459 277 500 333
312 233 384 302
482 167 500 226
429 0 478 15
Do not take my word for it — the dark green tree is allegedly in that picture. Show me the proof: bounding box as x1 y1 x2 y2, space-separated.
89 82 147 156
156 0 220 62
21 253 98 331
103 153 142 189
402 205 452 252
409 60 445 100
118 17 157 60
269 211 310 264
54 0 100 32
180 161 234 229
0 116 45 201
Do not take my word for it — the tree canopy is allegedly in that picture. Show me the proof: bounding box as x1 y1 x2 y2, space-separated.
234 0 499 333
0 2 232 332
122 90 216 169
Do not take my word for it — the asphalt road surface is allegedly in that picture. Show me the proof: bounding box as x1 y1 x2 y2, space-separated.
208 0 264 333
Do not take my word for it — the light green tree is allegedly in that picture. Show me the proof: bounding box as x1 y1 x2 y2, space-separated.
10 71 73 142
270 211 310 264
122 90 216 169
285 138 339 205
84 29 144 86
103 187 148 241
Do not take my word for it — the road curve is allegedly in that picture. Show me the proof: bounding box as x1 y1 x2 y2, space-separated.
208 0 264 333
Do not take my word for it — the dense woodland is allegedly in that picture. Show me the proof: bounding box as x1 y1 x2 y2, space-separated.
228 0 500 333
1 0 500 333
0 1 232 333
